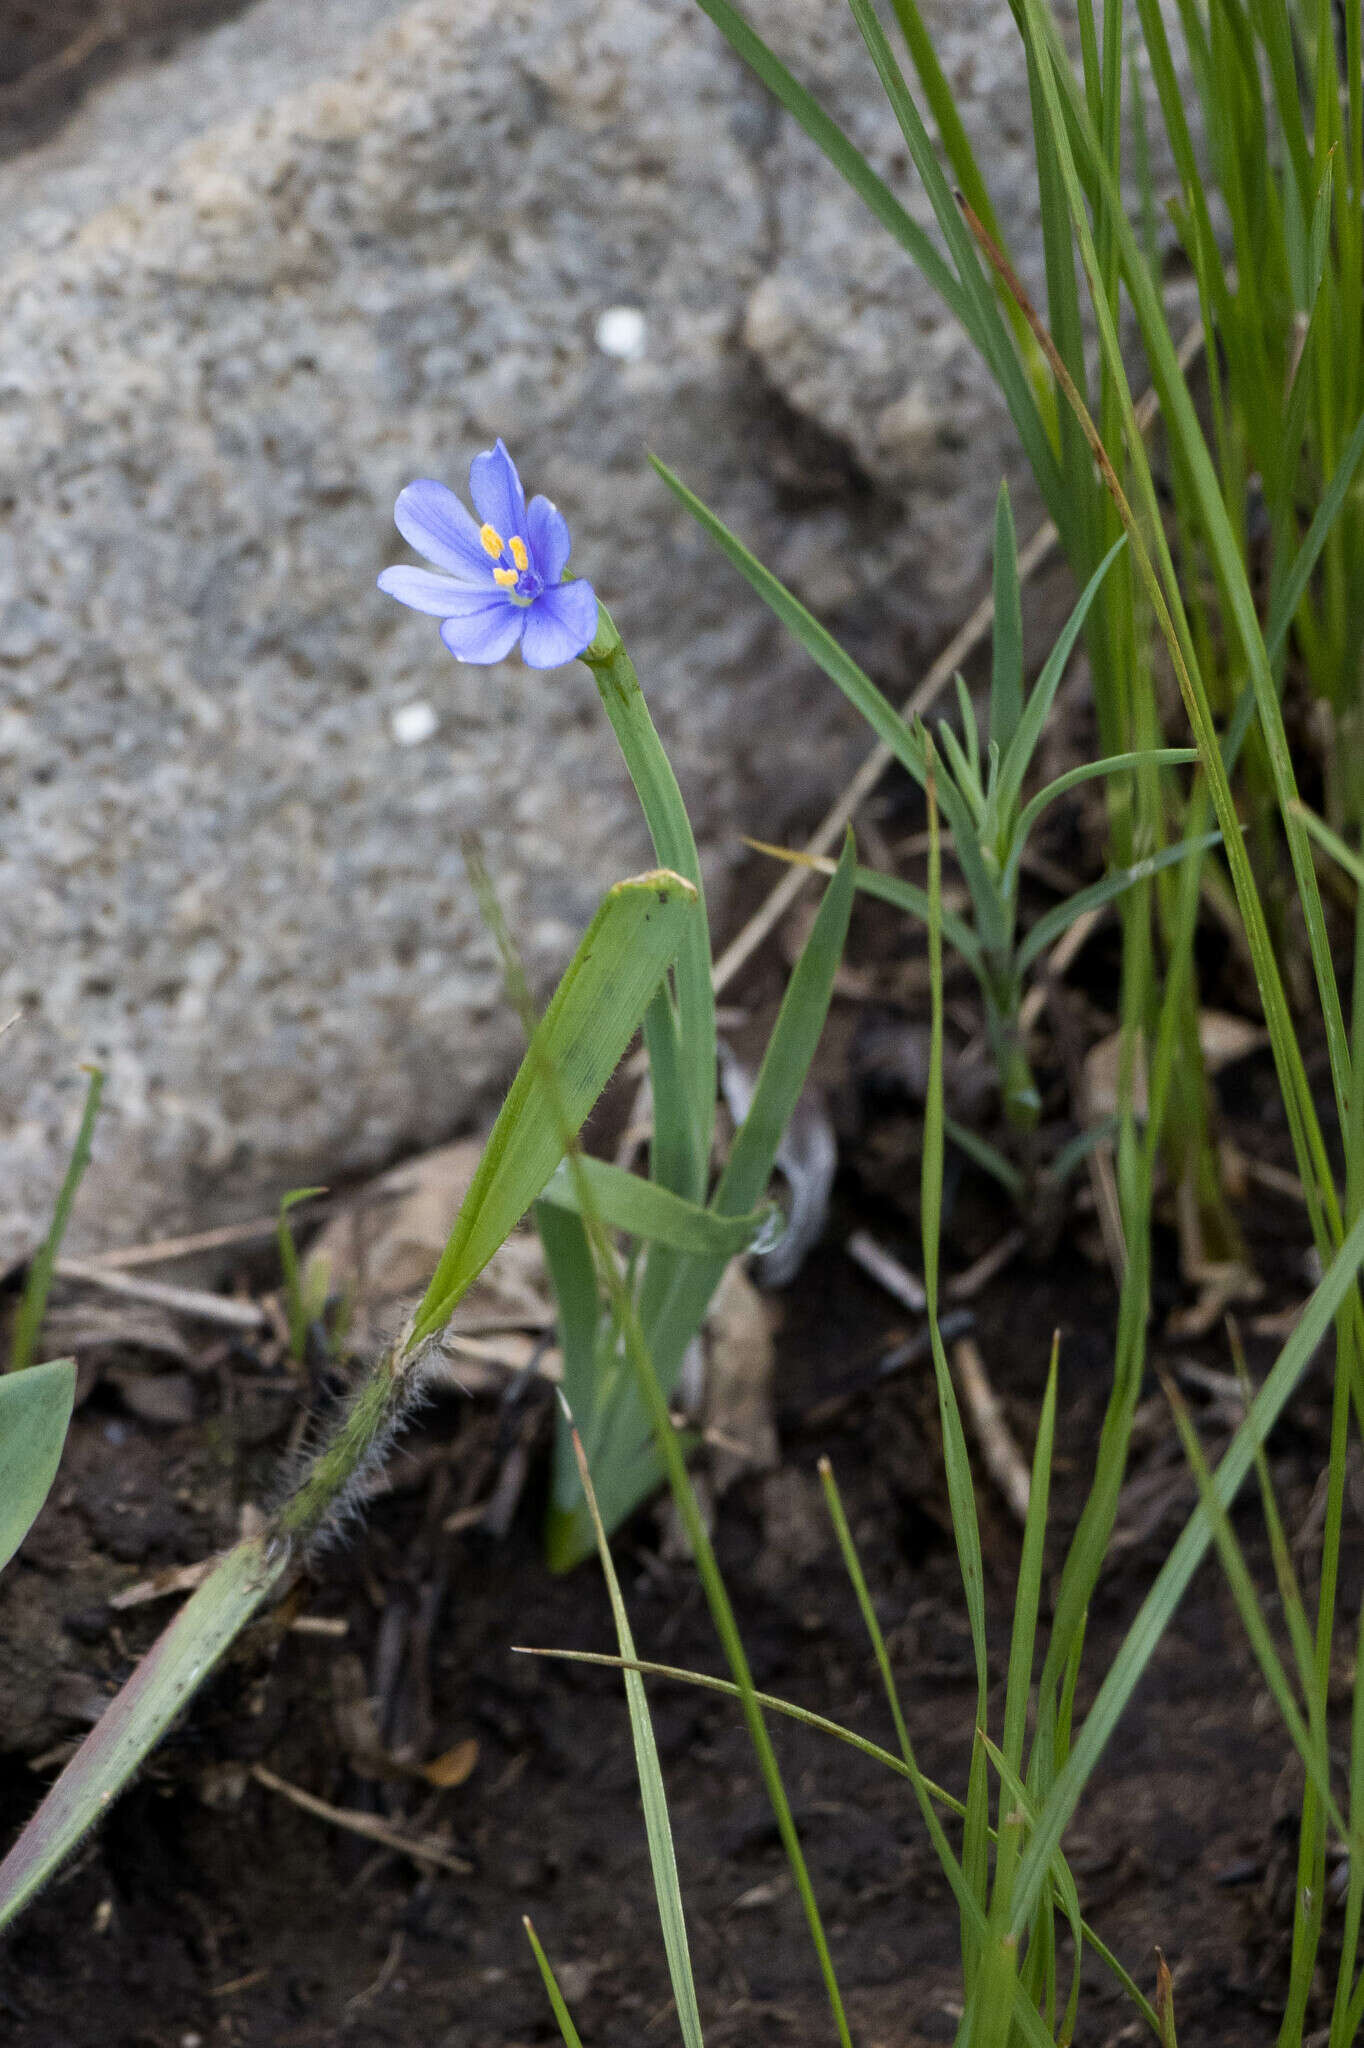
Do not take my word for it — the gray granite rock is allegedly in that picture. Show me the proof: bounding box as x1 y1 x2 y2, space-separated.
0 0 1168 1259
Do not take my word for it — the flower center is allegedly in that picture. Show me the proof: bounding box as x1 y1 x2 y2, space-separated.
481 523 541 606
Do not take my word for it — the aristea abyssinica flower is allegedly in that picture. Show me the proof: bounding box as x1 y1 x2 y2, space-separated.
378 439 599 669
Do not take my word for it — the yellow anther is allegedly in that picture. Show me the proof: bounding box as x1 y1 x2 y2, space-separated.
480 522 505 559
493 566 519 588
508 534 529 572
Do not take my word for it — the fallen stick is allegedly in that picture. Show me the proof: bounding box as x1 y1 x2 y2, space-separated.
950 1333 1031 1525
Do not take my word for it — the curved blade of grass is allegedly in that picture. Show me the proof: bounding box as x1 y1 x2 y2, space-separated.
278 1186 328 1364
747 842 984 971
519 1646 1157 2034
1002 0 1351 1195
1162 1375 1348 1845
940 1115 1026 1202
651 457 922 780
1008 748 1197 875
993 537 1126 823
519 1643 1155 2042
1016 830 1223 975
569 1418 705 2048
989 480 1025 759
692 0 969 320
547 836 858 1568
0 1533 287 1929
841 0 1065 518
0 1357 76 1574
921 753 990 1972
1009 1193 1364 1938
10 1066 102 1375
523 1919 586 2048
649 460 1003 934
539 1157 773 1259
408 868 699 1348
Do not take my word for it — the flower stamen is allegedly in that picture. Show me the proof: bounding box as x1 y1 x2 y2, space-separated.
508 535 529 572
493 566 519 589
480 522 505 559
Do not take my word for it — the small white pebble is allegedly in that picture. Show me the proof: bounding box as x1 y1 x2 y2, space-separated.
594 305 648 362
391 699 438 746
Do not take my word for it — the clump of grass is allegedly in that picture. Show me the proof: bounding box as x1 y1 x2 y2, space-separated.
511 1 1364 2041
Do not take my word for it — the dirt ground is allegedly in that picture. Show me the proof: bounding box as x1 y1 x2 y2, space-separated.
0 986 1350 2048
1 6 1360 2044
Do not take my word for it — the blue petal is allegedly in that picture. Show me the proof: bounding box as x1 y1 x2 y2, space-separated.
378 564 487 616
438 594 525 664
394 479 491 581
468 439 529 546
526 494 572 584
520 580 599 669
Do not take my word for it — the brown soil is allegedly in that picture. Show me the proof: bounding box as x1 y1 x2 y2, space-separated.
0 1107 1347 2048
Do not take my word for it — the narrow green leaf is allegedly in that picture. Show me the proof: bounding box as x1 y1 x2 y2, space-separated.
651 455 922 784
953 672 983 790
548 835 858 1566
277 1186 327 1364
993 536 1126 823
539 1158 772 1260
1164 1378 1347 1842
989 481 1024 759
1010 1194 1364 1938
11 1067 103 1375
692 0 970 321
0 1358 76 1574
853 866 984 971
716 832 856 1217
1016 830 1223 975
936 716 987 830
520 1644 1153 2038
408 869 699 1348
571 1422 705 2048
536 1201 603 1424
842 0 1066 518
523 1920 587 2048
0 1535 287 1929
1006 748 1197 883
582 609 715 1199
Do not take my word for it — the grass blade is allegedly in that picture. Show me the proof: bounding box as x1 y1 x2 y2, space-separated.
10 1066 103 1375
539 1157 772 1258
1011 1195 1364 1936
693 0 970 320
0 1358 76 1574
583 610 715 1198
409 868 699 1346
569 1417 705 2047
0 1534 287 1929
523 1919 587 2048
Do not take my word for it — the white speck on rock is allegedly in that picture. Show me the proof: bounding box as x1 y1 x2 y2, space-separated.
391 700 439 746
594 305 647 362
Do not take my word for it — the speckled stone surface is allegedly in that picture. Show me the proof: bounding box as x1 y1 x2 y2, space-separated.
0 0 1173 1258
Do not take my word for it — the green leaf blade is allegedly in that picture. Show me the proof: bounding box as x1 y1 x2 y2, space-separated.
409 869 700 1347
0 1358 76 1575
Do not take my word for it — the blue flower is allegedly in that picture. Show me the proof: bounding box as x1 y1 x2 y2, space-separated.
377 440 599 670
